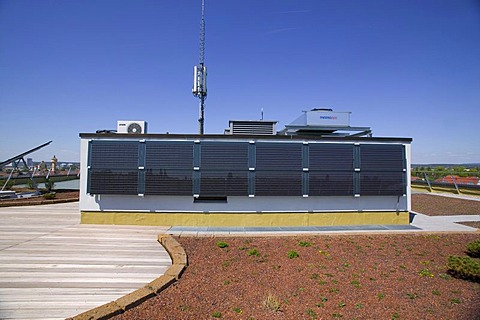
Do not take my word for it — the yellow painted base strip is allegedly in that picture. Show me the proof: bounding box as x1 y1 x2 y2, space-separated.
81 211 410 227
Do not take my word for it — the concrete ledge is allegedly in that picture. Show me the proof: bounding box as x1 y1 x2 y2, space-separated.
69 234 186 320
68 301 123 320
159 234 188 265
115 287 157 311
147 274 177 294
164 263 186 280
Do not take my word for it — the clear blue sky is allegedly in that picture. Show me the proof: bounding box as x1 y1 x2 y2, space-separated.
1 0 479 164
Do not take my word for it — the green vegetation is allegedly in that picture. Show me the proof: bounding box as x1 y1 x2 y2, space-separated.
307 308 317 318
299 241 312 247
216 241 228 248
446 239 480 282
446 255 480 282
287 250 299 259
211 311 222 318
42 192 56 200
2 179 14 190
466 239 480 258
418 268 434 278
411 166 480 179
44 178 55 191
318 297 328 306
406 292 418 300
439 273 451 280
232 307 242 314
247 248 260 257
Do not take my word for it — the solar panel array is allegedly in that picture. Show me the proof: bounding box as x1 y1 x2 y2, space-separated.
87 140 406 197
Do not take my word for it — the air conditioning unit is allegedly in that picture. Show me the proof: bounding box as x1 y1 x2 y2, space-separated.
117 121 148 134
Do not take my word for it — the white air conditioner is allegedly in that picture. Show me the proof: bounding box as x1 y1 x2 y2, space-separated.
117 121 148 134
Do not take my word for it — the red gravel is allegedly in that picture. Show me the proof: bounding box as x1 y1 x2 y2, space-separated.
412 194 480 216
115 234 480 320
3 190 479 319
0 189 79 207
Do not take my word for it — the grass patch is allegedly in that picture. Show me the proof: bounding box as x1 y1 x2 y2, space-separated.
299 241 312 247
288 250 299 259
216 241 228 248
263 293 281 312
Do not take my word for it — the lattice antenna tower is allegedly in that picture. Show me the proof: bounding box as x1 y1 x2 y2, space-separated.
192 0 207 134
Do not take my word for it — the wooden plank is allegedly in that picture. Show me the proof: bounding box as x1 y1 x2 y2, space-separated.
0 202 172 320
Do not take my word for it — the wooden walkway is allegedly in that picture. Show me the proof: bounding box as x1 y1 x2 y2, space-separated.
0 202 171 320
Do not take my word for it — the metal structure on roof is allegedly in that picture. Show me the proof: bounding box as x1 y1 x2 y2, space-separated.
192 0 208 134
225 120 278 135
0 141 52 194
279 109 372 137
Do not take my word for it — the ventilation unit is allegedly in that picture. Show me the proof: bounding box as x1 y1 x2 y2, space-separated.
226 120 277 135
117 121 148 134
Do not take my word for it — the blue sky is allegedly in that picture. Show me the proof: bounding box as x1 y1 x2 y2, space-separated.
1 0 479 164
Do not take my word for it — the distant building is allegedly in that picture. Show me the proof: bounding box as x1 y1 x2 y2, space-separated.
436 175 480 186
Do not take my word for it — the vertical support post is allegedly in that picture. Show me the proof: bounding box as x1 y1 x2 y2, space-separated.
199 96 205 135
21 157 40 195
248 141 256 197
302 142 309 197
450 175 461 194
1 162 16 191
137 140 146 196
424 172 432 192
193 141 201 196
353 144 361 196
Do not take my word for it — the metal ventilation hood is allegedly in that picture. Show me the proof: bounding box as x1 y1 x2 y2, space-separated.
279 109 372 137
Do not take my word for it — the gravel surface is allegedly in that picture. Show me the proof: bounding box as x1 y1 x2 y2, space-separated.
412 194 480 216
0 189 79 206
114 194 480 320
116 234 480 320
2 190 479 319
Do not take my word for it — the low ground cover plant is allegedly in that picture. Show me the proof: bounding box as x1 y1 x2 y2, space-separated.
466 239 480 258
447 255 480 282
447 238 480 282
216 241 228 248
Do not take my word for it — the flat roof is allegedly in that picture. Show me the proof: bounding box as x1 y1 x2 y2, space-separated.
79 133 412 143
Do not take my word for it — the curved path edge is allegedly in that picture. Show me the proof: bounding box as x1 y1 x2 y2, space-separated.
67 234 187 320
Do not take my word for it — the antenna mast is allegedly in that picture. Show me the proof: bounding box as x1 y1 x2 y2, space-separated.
192 0 207 134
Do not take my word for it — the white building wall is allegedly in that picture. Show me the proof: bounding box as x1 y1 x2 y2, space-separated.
79 135 411 214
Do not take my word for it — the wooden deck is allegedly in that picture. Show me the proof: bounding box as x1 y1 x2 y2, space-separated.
0 202 171 320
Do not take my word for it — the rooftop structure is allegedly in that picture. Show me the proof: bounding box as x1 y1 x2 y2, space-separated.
78 119 412 227
279 109 372 137
225 120 278 135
